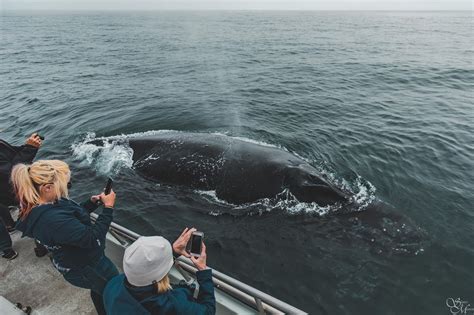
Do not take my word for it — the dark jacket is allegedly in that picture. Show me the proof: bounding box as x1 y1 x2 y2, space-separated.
0 139 38 205
103 269 216 315
16 198 113 271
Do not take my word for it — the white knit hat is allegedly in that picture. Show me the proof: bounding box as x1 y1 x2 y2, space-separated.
123 236 174 287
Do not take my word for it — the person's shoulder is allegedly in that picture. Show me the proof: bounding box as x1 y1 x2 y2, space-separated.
33 200 78 221
169 287 193 300
18 203 64 230
105 274 126 292
57 198 85 210
58 197 76 205
31 202 60 214
39 199 71 211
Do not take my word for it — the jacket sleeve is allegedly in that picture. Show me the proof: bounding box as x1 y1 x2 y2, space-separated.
11 145 38 165
51 207 114 249
174 269 216 315
0 143 36 177
0 161 12 179
80 199 99 213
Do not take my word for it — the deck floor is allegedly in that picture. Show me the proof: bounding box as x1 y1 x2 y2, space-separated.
0 230 95 315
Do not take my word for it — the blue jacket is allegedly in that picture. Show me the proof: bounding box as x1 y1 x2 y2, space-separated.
103 269 216 315
16 198 113 271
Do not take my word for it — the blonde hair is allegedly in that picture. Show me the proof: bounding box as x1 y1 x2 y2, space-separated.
11 160 70 219
156 275 172 293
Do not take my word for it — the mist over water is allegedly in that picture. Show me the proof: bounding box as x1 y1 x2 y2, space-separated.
1 11 473 314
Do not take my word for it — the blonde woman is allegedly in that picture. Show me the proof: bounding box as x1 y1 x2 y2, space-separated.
103 231 216 315
12 160 118 315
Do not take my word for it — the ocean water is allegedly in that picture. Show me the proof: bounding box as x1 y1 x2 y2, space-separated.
1 10 473 314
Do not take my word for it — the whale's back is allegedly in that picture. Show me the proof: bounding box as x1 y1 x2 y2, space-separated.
126 133 348 205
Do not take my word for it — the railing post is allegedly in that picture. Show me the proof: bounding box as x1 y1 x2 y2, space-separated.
255 297 265 314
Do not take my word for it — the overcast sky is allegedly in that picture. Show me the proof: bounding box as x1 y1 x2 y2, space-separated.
2 0 471 11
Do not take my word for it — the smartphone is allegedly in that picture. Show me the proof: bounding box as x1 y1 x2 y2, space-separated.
104 178 113 195
187 231 204 257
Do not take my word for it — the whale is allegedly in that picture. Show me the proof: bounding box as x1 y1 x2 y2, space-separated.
84 132 426 255
91 132 351 206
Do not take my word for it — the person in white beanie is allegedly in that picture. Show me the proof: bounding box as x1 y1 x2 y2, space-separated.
103 227 215 315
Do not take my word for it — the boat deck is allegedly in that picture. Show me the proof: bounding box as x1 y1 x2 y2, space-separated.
0 231 95 315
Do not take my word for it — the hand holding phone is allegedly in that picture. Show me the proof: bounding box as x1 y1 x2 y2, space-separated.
172 227 196 258
187 231 204 257
100 189 116 208
190 242 207 271
97 178 115 207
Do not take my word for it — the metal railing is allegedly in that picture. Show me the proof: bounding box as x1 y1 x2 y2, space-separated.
90 213 307 315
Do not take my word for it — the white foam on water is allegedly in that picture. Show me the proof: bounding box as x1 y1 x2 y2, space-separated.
195 190 235 206
196 188 341 217
195 173 377 217
208 210 223 216
259 189 340 216
71 132 134 175
349 176 377 211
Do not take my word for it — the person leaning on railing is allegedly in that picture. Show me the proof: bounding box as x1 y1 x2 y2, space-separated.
11 160 119 315
0 133 42 260
103 230 216 315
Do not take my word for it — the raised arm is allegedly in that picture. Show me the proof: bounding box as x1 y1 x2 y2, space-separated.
11 133 42 164
53 191 116 248
176 243 216 315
